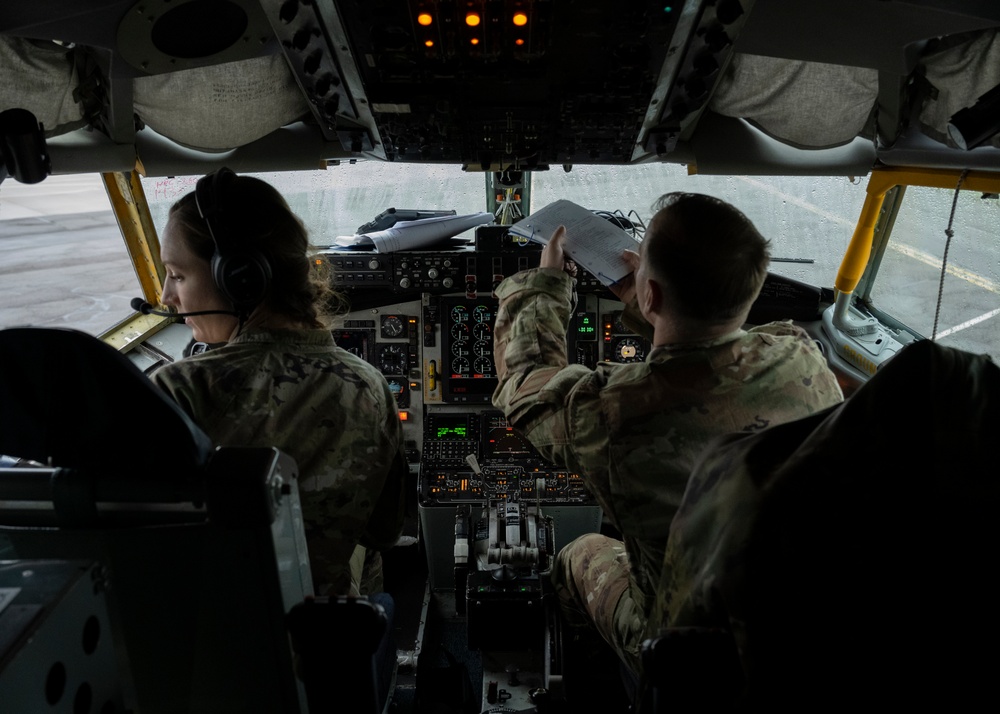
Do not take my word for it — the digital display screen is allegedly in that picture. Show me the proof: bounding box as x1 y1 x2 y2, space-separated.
429 415 471 440
385 376 410 408
575 311 597 337
333 329 373 362
483 414 536 458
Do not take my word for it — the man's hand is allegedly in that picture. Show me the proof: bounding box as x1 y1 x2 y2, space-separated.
609 249 639 304
539 226 578 277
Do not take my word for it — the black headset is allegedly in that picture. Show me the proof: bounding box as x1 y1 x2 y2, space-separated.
194 167 272 315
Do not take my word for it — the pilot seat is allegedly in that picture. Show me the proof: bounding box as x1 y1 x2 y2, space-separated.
0 326 393 714
635 339 1000 712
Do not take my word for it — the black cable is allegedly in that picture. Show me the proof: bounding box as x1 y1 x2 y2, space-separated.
590 209 646 239
931 169 969 341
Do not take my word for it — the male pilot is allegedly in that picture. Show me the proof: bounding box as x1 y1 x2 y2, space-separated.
491 192 844 673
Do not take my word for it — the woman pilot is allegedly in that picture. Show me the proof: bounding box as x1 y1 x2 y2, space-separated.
151 167 406 597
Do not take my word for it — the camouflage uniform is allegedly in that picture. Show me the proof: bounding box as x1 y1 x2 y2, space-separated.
492 268 843 672
152 327 406 596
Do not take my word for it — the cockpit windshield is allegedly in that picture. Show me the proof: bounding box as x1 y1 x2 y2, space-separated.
1 163 997 364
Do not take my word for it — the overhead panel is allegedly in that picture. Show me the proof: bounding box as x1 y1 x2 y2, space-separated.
260 0 381 157
307 0 689 170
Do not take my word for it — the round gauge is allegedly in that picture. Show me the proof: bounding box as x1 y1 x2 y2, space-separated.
473 305 492 323
473 322 491 340
378 344 408 375
452 356 470 375
381 315 405 338
451 322 469 340
613 337 645 363
384 377 409 407
451 339 469 356
473 340 490 357
474 357 493 375
451 305 469 323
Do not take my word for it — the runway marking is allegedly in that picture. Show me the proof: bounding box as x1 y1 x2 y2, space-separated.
735 176 856 228
889 243 1000 295
935 307 1000 338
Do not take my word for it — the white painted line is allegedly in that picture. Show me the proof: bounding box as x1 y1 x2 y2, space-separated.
734 176 857 228
890 242 1000 295
935 307 1000 338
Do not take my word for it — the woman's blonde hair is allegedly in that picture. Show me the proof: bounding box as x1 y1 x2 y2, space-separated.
168 174 345 327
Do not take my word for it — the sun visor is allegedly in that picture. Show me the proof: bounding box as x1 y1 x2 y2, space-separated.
917 29 1000 150
709 53 878 150
133 54 310 152
0 36 86 139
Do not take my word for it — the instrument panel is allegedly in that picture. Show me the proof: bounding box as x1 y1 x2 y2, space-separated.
420 410 590 505
442 297 498 403
327 227 655 510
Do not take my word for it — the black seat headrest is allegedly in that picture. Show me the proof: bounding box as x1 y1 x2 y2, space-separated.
0 327 213 477
654 340 1000 707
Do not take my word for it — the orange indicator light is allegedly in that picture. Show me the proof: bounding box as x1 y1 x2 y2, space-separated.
514 38 525 46
466 13 481 26
425 39 434 47
418 13 433 26
513 12 527 26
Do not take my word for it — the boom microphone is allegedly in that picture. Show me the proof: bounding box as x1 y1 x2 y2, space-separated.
130 297 240 318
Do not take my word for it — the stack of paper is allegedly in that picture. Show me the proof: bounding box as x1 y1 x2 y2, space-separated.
508 199 640 286
331 212 494 252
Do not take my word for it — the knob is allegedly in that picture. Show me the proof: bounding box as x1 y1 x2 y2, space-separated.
442 277 454 289
399 277 411 289
443 259 452 267
368 259 380 270
427 268 440 279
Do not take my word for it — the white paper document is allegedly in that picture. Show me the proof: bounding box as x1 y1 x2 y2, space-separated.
508 199 640 285
331 212 494 252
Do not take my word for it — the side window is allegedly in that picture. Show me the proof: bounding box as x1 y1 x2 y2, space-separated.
0 174 140 336
865 187 1000 364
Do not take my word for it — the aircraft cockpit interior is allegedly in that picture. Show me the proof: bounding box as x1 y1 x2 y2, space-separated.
2 1 1000 712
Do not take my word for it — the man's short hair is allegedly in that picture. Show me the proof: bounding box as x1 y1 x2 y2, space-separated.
643 192 771 323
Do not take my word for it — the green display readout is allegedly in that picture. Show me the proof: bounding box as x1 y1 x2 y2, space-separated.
576 312 597 336
436 426 467 438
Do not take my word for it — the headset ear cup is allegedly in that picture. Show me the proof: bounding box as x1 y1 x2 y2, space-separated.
212 248 272 311
199 167 273 314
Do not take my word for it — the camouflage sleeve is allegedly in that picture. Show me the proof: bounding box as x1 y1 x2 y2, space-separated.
359 378 407 551
492 268 612 483
299 376 405 593
647 404 837 644
151 366 216 424
648 436 756 637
